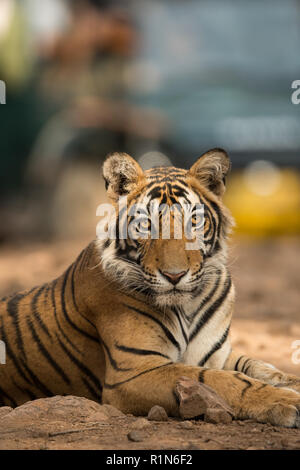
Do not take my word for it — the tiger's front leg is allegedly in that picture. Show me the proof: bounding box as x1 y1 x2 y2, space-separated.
102 361 300 428
95 300 300 428
224 350 300 394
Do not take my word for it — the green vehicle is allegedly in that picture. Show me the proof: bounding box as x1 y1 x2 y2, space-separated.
130 0 300 168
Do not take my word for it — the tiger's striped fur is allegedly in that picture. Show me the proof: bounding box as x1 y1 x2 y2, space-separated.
1 148 300 428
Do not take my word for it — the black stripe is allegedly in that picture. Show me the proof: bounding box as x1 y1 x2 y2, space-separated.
244 362 253 376
201 196 222 254
31 285 52 339
241 358 252 374
189 275 232 342
190 270 222 320
115 343 170 360
123 303 181 352
56 334 101 391
6 292 28 358
19 358 54 396
0 385 17 407
234 355 245 371
70 261 81 312
203 203 216 245
60 265 98 343
81 377 102 402
12 380 37 401
198 325 230 366
50 279 82 355
0 316 33 387
173 390 180 407
172 308 188 345
42 284 50 307
70 261 98 332
104 362 173 389
198 369 208 383
256 383 268 391
55 315 82 355
235 373 252 397
26 317 71 385
208 200 222 253
100 337 132 372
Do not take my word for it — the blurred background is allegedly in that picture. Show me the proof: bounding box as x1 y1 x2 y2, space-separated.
0 0 300 373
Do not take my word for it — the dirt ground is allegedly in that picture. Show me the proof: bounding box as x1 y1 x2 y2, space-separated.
0 235 300 450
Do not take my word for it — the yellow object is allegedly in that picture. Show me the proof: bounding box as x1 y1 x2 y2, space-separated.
224 168 300 235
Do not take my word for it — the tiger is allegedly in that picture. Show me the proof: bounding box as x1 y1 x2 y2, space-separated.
1 148 300 428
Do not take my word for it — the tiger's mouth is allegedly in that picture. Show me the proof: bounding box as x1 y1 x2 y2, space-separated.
160 286 193 295
143 272 203 296
143 281 198 307
145 282 193 295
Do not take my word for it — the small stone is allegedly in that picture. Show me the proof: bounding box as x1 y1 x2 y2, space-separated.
127 430 146 442
147 405 168 421
204 408 232 424
178 421 194 429
131 418 151 430
250 427 259 432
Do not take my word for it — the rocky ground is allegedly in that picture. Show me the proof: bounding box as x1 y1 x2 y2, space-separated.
0 236 300 450
1 395 300 450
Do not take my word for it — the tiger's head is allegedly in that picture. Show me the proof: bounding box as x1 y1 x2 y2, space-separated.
98 149 234 309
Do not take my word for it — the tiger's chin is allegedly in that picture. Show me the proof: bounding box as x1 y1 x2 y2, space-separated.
153 290 193 309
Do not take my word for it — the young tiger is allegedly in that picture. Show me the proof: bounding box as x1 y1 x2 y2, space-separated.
0 149 300 428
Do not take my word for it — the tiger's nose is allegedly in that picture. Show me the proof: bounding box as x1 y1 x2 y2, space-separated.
161 270 187 285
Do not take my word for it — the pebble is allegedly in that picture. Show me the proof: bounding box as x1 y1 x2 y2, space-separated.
131 418 151 430
178 421 194 429
147 405 168 422
127 430 146 442
204 408 232 425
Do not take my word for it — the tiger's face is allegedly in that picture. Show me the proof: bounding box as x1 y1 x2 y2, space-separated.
99 149 233 308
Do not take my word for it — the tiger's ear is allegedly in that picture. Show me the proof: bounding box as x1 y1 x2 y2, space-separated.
188 148 231 197
103 152 144 200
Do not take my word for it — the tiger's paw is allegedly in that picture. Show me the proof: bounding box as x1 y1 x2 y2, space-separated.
254 388 300 428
